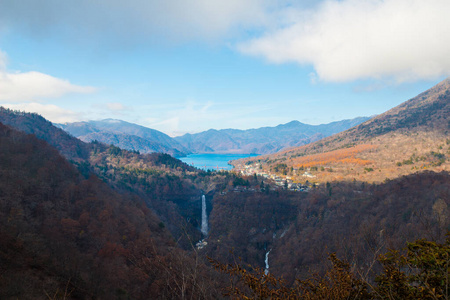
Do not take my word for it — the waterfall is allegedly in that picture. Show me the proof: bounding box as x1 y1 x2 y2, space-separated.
201 195 208 236
264 249 272 275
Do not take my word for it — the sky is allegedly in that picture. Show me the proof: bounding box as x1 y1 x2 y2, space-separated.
0 0 449 136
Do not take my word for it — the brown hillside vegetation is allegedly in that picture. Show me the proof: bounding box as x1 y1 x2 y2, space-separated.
292 144 377 168
1 79 450 299
236 79 450 183
0 108 232 249
211 234 450 299
205 171 450 295
0 123 223 299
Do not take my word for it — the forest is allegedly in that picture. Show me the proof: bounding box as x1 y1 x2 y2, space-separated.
0 108 449 299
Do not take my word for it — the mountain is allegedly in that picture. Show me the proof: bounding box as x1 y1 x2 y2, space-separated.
0 109 230 298
0 121 216 299
234 78 450 183
58 119 191 157
57 116 370 157
0 108 215 245
175 117 371 155
1 89 449 298
0 107 91 161
206 170 450 289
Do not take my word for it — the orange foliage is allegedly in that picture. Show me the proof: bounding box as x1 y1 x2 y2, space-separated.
293 144 377 168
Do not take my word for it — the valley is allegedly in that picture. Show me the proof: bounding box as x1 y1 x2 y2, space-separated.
58 117 370 157
2 1 449 298
235 79 450 185
0 79 449 299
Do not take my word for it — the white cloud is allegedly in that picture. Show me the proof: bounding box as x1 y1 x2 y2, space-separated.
0 71 96 102
238 0 450 82
2 103 80 123
0 48 96 122
0 0 276 43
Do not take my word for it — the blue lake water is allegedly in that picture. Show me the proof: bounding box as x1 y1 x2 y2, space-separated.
179 153 259 171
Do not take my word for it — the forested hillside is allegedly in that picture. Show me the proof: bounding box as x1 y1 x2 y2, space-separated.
0 80 449 300
204 171 450 284
0 108 90 161
0 123 222 299
235 78 450 184
0 108 217 248
58 119 190 157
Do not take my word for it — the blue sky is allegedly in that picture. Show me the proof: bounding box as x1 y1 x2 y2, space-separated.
0 0 448 136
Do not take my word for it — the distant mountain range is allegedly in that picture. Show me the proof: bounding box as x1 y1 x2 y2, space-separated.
174 117 370 155
0 81 449 299
57 117 370 157
57 119 190 157
237 78 450 183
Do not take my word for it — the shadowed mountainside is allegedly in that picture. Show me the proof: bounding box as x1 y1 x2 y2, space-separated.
0 108 217 249
58 119 191 157
0 107 91 161
0 122 223 299
58 117 370 157
175 117 370 155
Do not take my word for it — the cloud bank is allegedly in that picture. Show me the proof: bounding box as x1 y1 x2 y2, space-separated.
239 0 450 82
1 0 449 83
0 48 95 102
0 71 96 102
0 49 95 123
0 0 275 43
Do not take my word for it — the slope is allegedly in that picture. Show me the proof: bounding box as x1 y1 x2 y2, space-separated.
58 119 190 157
0 122 221 299
0 107 90 161
0 108 217 249
234 79 450 183
175 117 370 155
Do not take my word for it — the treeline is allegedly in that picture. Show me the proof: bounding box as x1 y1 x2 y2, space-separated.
212 234 450 299
205 171 450 287
0 108 224 249
0 123 224 299
207 191 303 268
1 108 449 299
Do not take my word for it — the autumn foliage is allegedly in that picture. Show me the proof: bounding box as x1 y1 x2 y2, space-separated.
212 235 450 299
1 105 449 299
292 144 377 168
0 123 221 299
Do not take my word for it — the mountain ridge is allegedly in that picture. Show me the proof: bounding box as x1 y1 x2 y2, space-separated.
234 78 450 183
0 83 449 299
57 119 191 157
175 116 371 155
58 116 371 156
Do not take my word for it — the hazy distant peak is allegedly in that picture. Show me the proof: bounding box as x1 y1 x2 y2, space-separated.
278 120 303 128
59 119 191 156
175 116 370 155
205 128 220 133
101 118 122 124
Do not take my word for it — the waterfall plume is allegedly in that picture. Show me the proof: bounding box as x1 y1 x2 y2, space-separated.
264 249 272 275
201 195 208 236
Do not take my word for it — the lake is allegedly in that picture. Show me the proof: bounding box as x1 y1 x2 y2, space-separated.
179 153 259 171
